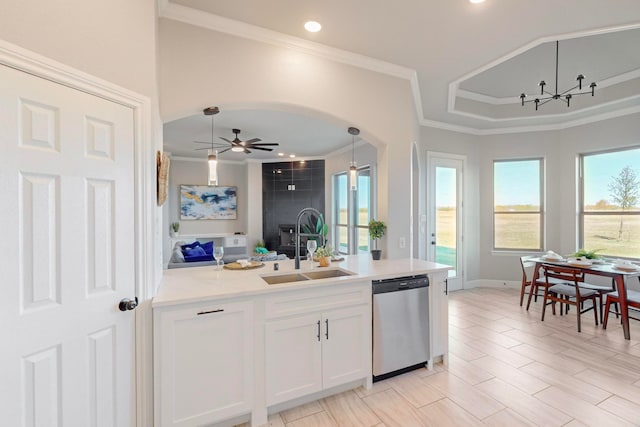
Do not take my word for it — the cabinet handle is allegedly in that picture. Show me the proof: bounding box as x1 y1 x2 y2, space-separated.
317 320 321 342
444 279 448 296
325 319 329 340
197 309 224 315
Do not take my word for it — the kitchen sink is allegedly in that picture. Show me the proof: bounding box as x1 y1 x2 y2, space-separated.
261 273 310 285
303 269 355 280
261 268 355 285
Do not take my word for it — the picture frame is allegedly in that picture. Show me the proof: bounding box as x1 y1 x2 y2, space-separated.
180 185 237 220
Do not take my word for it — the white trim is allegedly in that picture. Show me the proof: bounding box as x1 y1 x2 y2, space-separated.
160 3 415 81
465 279 520 289
0 39 155 427
457 69 640 105
158 2 640 136
448 23 640 111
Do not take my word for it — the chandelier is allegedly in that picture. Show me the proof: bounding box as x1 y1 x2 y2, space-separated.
520 40 596 111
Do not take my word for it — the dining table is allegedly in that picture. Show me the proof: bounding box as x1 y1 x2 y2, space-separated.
526 256 640 340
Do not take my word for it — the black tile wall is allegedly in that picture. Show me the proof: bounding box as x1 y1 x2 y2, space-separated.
262 160 325 253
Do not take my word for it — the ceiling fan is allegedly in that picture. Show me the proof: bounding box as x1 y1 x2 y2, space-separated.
218 128 279 154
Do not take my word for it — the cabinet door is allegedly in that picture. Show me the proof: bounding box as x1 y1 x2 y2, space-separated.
265 314 322 405
156 301 253 427
429 272 449 362
321 305 371 389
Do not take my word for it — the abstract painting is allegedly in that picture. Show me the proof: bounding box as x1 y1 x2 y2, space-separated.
180 185 237 220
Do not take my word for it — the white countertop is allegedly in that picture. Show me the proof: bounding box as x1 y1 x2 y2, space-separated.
153 255 451 307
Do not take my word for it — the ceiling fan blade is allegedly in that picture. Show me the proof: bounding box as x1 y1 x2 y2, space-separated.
244 138 261 144
250 146 274 152
219 137 233 143
248 143 279 146
218 148 232 154
194 147 212 151
244 148 252 154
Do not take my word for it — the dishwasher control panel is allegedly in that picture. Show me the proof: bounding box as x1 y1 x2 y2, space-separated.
372 274 429 294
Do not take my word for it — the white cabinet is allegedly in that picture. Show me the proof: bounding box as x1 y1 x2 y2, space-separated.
429 272 449 363
154 300 253 427
264 284 371 406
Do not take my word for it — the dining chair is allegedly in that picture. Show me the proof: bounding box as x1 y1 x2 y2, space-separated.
521 256 567 308
541 264 599 332
602 288 640 329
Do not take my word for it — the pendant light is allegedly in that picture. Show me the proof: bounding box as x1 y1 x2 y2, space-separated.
348 127 360 191
204 107 220 186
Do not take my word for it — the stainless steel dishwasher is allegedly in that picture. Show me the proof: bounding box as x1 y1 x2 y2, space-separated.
372 274 429 381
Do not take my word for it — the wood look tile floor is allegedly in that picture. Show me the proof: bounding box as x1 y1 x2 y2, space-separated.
240 288 640 427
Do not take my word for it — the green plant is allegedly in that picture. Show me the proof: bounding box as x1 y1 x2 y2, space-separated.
171 222 180 233
368 219 386 250
571 248 602 259
302 213 329 242
255 239 265 250
315 245 333 258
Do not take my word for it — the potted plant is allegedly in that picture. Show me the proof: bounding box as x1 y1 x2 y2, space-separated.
254 239 269 255
570 248 602 260
369 219 386 260
315 245 333 267
302 213 329 246
170 222 180 237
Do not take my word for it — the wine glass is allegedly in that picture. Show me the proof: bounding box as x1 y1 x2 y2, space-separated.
213 246 224 271
306 240 317 267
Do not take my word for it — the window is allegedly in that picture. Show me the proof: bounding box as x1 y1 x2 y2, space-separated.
332 165 374 254
333 173 349 254
580 147 640 258
493 158 543 250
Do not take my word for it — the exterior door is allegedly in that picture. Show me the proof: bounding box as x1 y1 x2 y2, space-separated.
427 152 464 291
0 64 136 426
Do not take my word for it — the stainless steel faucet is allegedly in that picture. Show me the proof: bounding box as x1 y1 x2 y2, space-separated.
295 207 325 269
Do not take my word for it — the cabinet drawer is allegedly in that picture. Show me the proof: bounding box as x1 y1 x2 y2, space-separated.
265 282 370 319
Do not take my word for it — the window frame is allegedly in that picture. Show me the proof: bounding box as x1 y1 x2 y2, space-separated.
332 164 376 255
578 146 640 258
492 157 545 252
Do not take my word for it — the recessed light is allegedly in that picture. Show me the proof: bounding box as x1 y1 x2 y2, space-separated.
469 0 485 3
278 152 284 157
304 21 322 33
289 154 296 158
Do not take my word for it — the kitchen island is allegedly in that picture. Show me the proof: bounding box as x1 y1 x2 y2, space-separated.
153 255 450 427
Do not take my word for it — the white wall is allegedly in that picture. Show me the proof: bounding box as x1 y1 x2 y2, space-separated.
158 18 418 259
167 158 248 233
476 112 640 282
0 0 158 99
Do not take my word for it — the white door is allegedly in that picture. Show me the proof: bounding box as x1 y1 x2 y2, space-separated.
0 64 136 426
321 305 370 389
265 314 322 405
427 152 464 291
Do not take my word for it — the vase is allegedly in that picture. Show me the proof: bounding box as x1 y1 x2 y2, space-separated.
318 256 331 267
371 249 382 260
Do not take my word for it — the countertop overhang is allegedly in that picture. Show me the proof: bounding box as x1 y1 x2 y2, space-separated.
153 255 451 307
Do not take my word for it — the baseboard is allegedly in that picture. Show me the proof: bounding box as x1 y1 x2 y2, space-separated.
465 279 520 289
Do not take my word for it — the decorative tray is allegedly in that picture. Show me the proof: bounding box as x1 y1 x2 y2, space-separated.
223 261 265 270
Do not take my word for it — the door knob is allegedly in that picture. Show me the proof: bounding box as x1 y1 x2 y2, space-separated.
119 297 138 312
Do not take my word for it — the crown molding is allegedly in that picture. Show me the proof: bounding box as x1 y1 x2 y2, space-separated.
160 2 415 81
158 1 640 137
457 68 640 105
